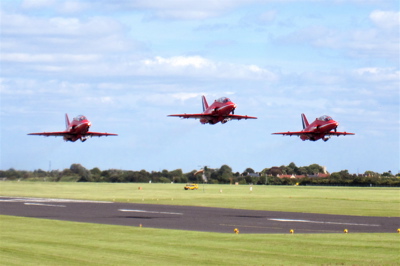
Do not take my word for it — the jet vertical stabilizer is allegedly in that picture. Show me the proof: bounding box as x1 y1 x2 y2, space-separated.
301 113 309 129
202 95 209 112
65 113 71 129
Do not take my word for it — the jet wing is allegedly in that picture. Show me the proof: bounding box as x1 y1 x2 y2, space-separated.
272 131 354 136
272 131 307 136
168 114 206 119
28 132 69 137
85 132 118 137
325 131 355 136
168 114 257 120
227 114 257 120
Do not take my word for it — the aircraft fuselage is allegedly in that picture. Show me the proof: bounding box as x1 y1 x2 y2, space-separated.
300 118 339 141
200 99 237 124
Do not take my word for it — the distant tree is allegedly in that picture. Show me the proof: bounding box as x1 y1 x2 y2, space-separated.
382 171 394 177
287 162 298 175
217 165 233 183
170 169 183 183
3 168 20 180
267 167 282 177
34 169 48 178
70 164 92 182
159 177 171 183
185 170 198 183
307 164 324 175
90 167 101 176
261 168 270 175
244 167 255 174
258 175 267 184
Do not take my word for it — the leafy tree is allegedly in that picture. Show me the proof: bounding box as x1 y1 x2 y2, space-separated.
287 162 298 175
297 167 308 175
382 171 394 177
267 167 282 177
170 169 183 183
215 165 232 183
244 167 255 174
308 164 324 175
90 167 101 176
70 164 92 182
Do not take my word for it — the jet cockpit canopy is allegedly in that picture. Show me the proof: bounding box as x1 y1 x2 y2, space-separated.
216 97 231 103
73 115 87 122
318 115 332 122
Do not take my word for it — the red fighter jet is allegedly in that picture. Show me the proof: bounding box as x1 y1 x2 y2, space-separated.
272 113 354 142
168 95 257 124
28 114 117 142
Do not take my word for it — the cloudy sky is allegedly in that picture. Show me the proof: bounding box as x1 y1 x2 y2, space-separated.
1 0 399 174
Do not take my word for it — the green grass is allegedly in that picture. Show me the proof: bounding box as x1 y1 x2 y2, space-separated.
1 182 399 265
1 215 399 266
1 182 399 217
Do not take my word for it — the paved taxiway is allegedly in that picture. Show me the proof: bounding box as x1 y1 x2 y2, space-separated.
1 197 399 234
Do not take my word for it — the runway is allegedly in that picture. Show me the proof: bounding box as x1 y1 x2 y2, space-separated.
1 197 399 234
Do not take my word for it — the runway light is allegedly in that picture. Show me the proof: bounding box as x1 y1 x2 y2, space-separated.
139 224 142 228
290 229 294 234
234 228 239 234
397 228 400 233
344 229 348 233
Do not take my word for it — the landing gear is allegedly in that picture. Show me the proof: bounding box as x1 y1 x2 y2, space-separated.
221 118 232 124
323 136 331 142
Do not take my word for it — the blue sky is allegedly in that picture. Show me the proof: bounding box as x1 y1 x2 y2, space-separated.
1 0 399 174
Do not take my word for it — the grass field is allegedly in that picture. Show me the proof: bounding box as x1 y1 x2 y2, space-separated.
1 215 399 265
1 182 399 265
1 182 399 216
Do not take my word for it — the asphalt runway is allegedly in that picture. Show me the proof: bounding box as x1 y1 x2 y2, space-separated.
1 197 399 234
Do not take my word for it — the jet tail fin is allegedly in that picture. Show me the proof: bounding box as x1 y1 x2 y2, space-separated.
301 113 309 129
65 113 71 129
202 95 209 112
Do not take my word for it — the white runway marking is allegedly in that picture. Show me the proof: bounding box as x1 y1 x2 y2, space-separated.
268 218 380 227
24 203 66 207
119 209 183 215
0 197 111 204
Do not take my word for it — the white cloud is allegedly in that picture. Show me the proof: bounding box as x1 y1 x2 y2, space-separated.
143 56 212 69
0 10 137 55
369 10 400 30
171 92 204 102
258 10 277 23
1 12 124 37
1 53 100 63
139 56 278 80
122 0 260 20
352 67 400 83
21 0 56 9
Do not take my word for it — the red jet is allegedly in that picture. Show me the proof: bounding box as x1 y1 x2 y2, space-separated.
168 95 257 124
272 113 354 142
28 114 118 142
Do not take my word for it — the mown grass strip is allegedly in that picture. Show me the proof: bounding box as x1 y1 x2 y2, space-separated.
1 215 399 265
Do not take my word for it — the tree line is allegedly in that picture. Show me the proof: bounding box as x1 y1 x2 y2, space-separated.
1 163 399 186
